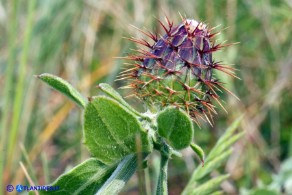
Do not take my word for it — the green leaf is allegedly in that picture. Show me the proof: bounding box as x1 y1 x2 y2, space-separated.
192 149 232 181
97 154 138 195
83 96 153 164
207 132 244 162
157 107 194 150
37 73 87 108
183 118 244 195
210 191 224 195
97 83 143 118
190 143 205 164
216 115 243 146
38 158 116 195
190 174 229 195
250 189 278 195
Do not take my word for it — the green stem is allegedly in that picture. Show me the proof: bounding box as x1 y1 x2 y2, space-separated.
7 0 36 174
156 153 169 195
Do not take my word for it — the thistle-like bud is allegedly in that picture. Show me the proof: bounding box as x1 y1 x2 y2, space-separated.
119 17 238 126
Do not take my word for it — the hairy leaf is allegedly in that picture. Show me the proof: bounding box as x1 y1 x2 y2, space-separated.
157 107 194 150
97 83 142 117
38 73 86 108
38 158 116 195
83 96 152 164
190 143 205 164
96 154 138 195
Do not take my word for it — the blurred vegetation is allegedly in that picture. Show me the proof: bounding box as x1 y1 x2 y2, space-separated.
0 0 291 194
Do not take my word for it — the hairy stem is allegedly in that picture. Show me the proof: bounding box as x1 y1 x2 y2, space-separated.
156 154 169 195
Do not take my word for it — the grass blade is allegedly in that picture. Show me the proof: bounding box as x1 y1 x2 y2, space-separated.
6 0 37 183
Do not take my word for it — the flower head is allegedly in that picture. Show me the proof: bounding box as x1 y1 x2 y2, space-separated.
119 17 239 126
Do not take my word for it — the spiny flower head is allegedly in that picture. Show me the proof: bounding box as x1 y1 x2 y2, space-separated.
118 17 239 126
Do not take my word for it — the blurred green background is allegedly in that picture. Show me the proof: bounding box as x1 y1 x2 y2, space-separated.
0 0 291 194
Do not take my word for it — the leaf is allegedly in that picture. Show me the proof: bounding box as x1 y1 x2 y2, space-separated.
38 158 117 195
83 96 153 164
190 174 229 195
38 73 87 108
210 191 224 195
250 189 278 195
157 107 194 150
207 131 244 162
97 154 138 195
97 83 143 118
183 118 244 195
192 149 232 181
190 143 205 164
216 115 243 146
